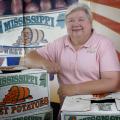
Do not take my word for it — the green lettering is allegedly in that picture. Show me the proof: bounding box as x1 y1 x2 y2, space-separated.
4 21 11 31
101 116 109 120
96 116 101 120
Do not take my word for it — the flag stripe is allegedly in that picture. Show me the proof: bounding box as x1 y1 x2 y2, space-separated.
89 0 120 9
93 12 120 34
90 2 120 23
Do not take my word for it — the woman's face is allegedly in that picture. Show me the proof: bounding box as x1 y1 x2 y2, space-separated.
22 28 32 45
66 10 92 40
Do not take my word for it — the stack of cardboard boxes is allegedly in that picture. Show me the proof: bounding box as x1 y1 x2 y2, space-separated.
0 11 53 120
0 69 53 120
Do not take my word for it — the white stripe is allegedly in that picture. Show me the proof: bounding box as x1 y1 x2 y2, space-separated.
78 0 91 6
90 2 120 23
93 20 120 51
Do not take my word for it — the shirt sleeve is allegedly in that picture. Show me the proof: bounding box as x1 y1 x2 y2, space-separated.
99 39 120 72
36 41 57 62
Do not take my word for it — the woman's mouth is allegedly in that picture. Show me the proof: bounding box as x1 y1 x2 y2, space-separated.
72 26 83 31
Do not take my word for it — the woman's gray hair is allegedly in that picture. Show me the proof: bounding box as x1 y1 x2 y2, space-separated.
65 3 93 22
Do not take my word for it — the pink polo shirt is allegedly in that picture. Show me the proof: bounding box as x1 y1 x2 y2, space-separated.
36 31 120 84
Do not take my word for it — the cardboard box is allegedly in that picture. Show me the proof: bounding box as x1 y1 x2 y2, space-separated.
0 69 50 119
61 93 120 120
0 10 66 69
3 107 53 120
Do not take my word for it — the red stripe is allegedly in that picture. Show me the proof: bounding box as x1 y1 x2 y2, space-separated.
89 0 120 9
93 12 120 34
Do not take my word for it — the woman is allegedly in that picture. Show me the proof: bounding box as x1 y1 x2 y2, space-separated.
24 3 120 104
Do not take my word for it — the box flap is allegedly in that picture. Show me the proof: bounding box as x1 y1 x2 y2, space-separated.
61 96 91 112
115 99 120 111
106 92 120 99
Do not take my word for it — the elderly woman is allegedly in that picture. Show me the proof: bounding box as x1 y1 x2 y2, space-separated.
24 3 120 104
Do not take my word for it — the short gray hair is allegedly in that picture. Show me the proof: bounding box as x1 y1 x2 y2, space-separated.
65 3 93 22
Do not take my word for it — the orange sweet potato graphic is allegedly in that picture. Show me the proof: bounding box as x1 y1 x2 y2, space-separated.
0 86 33 105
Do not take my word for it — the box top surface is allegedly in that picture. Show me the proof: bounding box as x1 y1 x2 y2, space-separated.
61 93 120 114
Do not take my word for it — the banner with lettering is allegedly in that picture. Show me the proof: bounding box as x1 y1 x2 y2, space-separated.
0 10 67 68
0 69 50 119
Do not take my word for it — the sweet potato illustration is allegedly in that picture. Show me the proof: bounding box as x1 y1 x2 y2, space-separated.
0 86 33 105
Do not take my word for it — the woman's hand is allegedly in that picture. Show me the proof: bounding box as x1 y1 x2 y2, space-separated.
92 93 110 99
43 60 61 74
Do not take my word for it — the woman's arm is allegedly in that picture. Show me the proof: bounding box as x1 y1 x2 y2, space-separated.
24 50 61 73
59 71 120 96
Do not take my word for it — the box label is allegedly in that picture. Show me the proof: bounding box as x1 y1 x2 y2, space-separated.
0 70 50 119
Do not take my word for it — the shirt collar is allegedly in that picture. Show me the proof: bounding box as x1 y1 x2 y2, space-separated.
83 30 95 48
64 35 71 47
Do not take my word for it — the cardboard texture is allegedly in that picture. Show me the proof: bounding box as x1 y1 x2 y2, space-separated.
0 10 66 71
61 93 120 120
10 107 53 120
0 69 51 120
